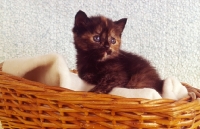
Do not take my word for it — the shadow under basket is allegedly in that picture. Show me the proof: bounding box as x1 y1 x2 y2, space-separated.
0 71 200 129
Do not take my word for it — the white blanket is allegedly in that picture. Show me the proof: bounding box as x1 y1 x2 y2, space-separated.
2 53 188 100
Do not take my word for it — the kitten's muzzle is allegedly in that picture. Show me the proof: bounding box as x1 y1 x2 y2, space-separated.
104 44 110 48
106 49 112 55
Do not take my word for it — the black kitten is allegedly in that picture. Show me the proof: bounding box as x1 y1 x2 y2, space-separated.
72 10 163 94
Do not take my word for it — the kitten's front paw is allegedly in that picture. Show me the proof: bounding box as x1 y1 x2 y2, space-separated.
82 73 96 84
89 87 107 94
95 91 104 94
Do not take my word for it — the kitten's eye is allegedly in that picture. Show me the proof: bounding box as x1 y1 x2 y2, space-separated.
93 35 101 42
110 37 116 44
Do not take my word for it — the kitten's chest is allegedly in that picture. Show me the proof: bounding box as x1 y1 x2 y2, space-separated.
78 61 120 73
78 60 124 83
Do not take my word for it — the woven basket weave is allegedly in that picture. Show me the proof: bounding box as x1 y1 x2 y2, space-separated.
0 68 200 128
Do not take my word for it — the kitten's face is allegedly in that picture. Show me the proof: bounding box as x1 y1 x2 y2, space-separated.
73 10 127 61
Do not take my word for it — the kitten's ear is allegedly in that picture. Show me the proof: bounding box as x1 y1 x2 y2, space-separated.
114 18 127 32
75 10 89 27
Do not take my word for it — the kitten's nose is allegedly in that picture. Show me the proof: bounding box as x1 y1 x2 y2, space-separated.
104 42 110 48
104 44 109 48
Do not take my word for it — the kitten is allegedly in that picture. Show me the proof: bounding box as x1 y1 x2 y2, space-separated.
72 10 163 94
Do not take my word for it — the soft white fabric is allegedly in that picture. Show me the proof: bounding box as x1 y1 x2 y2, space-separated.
109 87 162 99
162 77 188 100
2 53 188 100
2 53 72 87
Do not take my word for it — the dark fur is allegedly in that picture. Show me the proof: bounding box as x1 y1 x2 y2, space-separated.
72 10 163 94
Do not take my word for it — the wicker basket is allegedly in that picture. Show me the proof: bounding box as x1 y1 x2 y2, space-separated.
0 69 200 128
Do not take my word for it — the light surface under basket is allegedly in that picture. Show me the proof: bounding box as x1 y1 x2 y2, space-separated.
0 71 200 129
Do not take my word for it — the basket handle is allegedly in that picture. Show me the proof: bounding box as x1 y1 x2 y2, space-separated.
182 82 200 99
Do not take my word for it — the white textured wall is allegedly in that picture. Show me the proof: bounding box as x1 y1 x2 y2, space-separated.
0 0 200 87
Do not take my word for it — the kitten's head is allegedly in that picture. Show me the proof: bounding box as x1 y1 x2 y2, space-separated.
73 10 127 61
